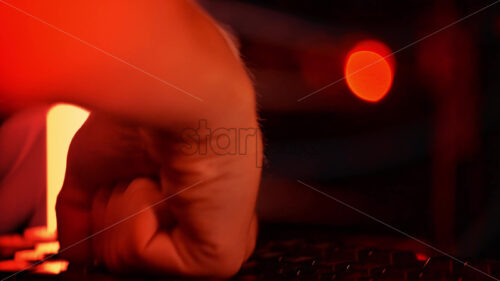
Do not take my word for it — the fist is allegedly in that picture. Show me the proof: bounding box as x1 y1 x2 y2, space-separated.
56 112 261 278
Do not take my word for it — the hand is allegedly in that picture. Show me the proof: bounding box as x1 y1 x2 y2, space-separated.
0 0 261 277
56 108 261 278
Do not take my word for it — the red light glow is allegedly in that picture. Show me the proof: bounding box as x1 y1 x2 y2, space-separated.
344 40 394 102
416 253 429 261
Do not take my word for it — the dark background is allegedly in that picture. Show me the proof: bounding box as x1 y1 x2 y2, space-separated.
200 0 500 258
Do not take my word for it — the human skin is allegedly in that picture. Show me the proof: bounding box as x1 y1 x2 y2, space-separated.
0 0 261 277
0 106 48 233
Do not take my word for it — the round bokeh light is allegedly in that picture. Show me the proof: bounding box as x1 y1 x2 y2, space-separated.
344 41 394 102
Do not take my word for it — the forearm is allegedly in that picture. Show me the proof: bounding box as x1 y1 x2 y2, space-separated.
0 0 254 129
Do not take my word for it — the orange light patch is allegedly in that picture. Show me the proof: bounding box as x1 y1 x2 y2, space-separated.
46 104 89 235
345 41 394 102
33 261 69 275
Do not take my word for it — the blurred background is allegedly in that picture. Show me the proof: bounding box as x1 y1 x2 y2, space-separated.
198 0 500 257
0 0 499 273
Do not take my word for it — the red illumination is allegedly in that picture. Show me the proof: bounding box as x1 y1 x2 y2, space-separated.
416 253 429 261
344 40 394 102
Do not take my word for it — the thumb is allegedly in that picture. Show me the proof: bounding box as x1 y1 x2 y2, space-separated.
91 178 167 272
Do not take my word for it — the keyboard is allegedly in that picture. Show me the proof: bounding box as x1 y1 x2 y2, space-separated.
0 225 499 281
232 224 500 281
236 237 500 280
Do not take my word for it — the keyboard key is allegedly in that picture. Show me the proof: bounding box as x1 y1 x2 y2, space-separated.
358 249 392 265
487 260 500 277
283 256 319 277
0 259 32 272
335 262 368 275
371 266 421 281
391 251 420 267
0 234 34 260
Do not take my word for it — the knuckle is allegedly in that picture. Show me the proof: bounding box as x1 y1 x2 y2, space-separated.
194 240 246 278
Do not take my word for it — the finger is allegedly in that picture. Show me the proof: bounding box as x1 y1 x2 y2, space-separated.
90 185 114 266
136 169 260 278
120 178 163 251
66 115 160 189
92 180 133 270
244 213 258 261
95 178 164 272
56 176 93 264
132 123 262 278
91 185 113 229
